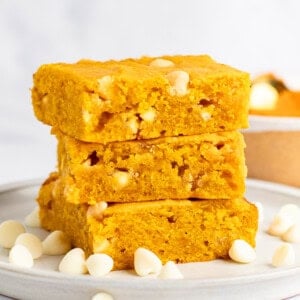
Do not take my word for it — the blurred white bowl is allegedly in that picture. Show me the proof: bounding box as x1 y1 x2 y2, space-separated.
244 115 300 187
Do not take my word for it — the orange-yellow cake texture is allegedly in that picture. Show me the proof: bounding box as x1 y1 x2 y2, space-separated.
245 73 300 186
31 55 257 270
32 55 250 143
38 173 258 270
55 129 246 204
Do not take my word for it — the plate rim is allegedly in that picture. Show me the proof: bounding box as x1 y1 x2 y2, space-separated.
0 178 300 291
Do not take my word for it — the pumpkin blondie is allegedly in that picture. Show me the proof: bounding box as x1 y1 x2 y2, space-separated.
32 55 250 143
54 129 246 204
38 173 258 270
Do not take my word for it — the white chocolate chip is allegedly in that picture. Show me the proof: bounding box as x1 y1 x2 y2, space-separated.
200 112 211 121
91 292 114 300
268 203 300 237
271 243 295 267
94 239 110 253
253 201 264 224
87 201 108 220
0 220 26 248
86 253 114 277
15 233 43 259
113 170 130 189
9 244 34 268
140 108 157 122
250 82 279 110
134 247 162 276
184 173 193 191
281 224 300 243
149 58 175 67
97 75 114 99
82 158 92 167
58 248 88 275
268 214 294 237
228 239 256 263
185 182 193 191
24 207 41 228
42 230 72 255
278 204 300 224
166 70 190 96
127 117 139 134
83 110 92 123
158 261 184 279
98 75 114 89
91 92 104 103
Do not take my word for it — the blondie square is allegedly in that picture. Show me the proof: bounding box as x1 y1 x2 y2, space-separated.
32 55 250 143
55 129 246 204
38 173 258 270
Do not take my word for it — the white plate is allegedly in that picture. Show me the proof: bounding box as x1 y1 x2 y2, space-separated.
0 180 300 300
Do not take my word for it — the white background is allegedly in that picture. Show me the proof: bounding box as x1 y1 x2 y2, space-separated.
1 0 300 185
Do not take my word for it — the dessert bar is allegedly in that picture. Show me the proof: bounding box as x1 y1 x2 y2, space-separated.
38 173 258 270
55 130 246 203
32 55 250 143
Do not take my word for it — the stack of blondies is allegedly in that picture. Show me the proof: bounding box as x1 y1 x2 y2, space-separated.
31 55 258 270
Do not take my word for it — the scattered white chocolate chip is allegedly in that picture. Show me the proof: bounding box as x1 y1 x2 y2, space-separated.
24 207 41 228
134 247 162 276
87 201 108 220
228 239 256 263
281 223 300 243
271 243 295 267
268 214 294 237
113 170 130 189
91 292 114 300
15 233 43 259
250 82 278 110
0 220 26 248
86 253 114 277
9 244 34 268
166 70 189 97
58 248 87 275
253 201 264 224
158 261 184 279
278 204 300 224
149 58 175 67
42 230 72 255
140 108 157 122
200 112 211 121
